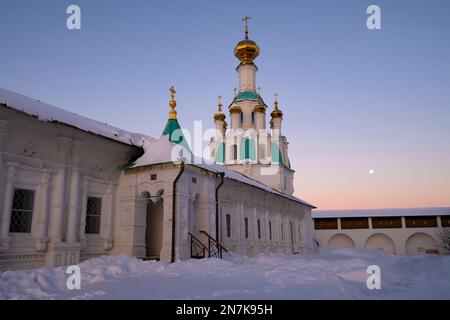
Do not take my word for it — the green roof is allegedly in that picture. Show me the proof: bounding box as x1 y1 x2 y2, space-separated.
162 118 190 151
236 91 260 101
233 91 268 108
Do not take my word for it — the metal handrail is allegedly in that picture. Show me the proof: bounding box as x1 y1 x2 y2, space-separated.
188 232 209 258
200 230 228 252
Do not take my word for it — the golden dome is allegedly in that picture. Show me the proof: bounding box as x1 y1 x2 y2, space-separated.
234 16 260 64
229 104 242 114
168 86 177 119
234 39 260 64
214 96 226 121
271 93 283 118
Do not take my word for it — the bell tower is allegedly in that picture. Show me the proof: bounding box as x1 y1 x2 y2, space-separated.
209 18 295 195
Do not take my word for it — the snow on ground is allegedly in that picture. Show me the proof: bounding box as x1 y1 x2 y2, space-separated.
1 249 449 300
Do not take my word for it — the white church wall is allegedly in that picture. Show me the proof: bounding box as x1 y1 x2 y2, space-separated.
0 108 139 270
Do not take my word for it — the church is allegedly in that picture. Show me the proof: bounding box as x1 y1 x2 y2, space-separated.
0 21 315 271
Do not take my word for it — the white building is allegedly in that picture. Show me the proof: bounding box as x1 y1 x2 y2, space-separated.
313 207 450 255
0 24 315 271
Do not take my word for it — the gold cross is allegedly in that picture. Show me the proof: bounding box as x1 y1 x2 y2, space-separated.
218 96 222 111
169 86 176 101
242 16 251 39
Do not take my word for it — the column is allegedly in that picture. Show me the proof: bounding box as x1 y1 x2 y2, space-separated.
0 120 9 238
0 162 17 251
102 183 115 250
79 176 89 248
66 140 82 243
48 137 71 243
34 169 52 251
0 119 9 183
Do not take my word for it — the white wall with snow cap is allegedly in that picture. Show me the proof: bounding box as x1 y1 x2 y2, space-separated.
0 87 149 146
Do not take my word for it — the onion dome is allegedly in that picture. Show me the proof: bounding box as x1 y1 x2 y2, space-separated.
229 104 242 114
253 95 266 113
234 16 260 64
270 93 283 118
214 96 226 121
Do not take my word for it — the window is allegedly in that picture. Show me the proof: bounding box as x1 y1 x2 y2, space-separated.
251 112 255 124
244 217 249 238
405 216 438 228
269 221 272 240
258 144 266 160
314 218 338 230
442 215 450 227
85 197 102 234
257 219 261 239
232 144 238 160
298 226 301 241
341 217 369 229
150 174 157 181
192 177 197 184
281 224 284 240
289 221 294 244
240 112 244 124
9 189 35 233
372 217 402 229
226 214 231 238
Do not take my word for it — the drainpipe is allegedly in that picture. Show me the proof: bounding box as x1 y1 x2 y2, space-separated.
171 161 185 263
215 172 225 242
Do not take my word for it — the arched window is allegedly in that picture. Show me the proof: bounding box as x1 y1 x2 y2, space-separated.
240 139 255 161
251 112 255 124
258 143 266 160
240 112 244 124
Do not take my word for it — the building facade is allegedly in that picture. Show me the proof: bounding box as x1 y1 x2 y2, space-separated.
313 208 450 255
0 23 315 271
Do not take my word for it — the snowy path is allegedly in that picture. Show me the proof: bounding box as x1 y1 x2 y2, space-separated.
1 249 449 300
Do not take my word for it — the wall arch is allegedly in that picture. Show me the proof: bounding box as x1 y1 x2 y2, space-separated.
327 234 355 250
405 232 439 255
365 233 396 254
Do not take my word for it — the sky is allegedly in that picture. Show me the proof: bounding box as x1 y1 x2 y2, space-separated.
0 0 449 210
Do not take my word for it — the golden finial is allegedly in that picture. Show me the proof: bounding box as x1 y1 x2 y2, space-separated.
218 95 223 112
242 16 251 40
168 86 177 119
271 92 283 118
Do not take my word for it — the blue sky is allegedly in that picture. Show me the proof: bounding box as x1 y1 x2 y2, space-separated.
1 0 449 209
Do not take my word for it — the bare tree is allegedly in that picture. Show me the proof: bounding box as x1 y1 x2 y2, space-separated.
437 228 450 252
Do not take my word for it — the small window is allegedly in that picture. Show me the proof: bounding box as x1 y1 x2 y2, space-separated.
269 221 272 240
192 177 197 184
150 174 157 181
240 112 244 124
258 144 266 160
251 112 255 124
9 189 35 233
257 219 261 239
244 217 249 238
281 224 284 240
226 214 231 238
85 197 102 234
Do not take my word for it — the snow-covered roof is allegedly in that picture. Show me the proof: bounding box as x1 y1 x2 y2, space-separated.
0 87 146 146
312 207 450 219
129 136 315 208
